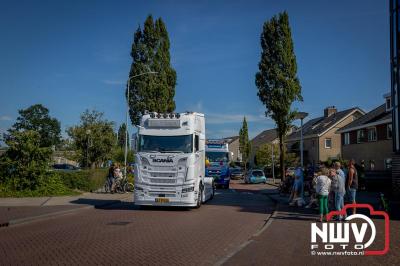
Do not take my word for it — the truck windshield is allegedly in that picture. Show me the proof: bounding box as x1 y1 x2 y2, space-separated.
138 135 193 153
206 152 229 162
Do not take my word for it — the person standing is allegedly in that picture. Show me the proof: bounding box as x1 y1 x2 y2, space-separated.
107 163 115 193
316 168 331 222
347 159 358 215
334 162 346 220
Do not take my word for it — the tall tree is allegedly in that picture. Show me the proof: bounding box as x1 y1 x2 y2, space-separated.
239 117 251 172
128 15 177 125
255 11 302 179
67 110 115 168
10 104 61 147
117 123 129 149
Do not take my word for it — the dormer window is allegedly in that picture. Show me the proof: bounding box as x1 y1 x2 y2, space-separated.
386 97 392 112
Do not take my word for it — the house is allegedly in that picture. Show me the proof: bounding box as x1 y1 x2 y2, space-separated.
338 94 393 171
286 106 365 165
223 136 241 163
249 128 278 167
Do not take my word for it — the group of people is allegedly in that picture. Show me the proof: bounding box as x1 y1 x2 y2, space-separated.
287 159 359 222
107 163 123 193
312 160 358 222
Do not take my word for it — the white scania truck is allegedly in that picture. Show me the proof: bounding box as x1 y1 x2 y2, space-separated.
134 112 215 208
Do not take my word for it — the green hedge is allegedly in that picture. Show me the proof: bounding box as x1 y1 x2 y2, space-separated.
57 168 108 192
0 172 78 197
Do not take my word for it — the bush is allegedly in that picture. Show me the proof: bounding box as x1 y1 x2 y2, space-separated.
0 130 77 197
57 168 108 192
0 172 77 197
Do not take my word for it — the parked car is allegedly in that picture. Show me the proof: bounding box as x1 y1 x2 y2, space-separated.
52 163 80 171
244 169 267 184
230 168 244 180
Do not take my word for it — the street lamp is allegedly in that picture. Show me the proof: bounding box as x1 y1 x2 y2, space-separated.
294 111 308 206
295 112 308 168
124 70 157 177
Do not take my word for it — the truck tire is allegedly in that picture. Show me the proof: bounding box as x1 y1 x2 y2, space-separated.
209 181 215 200
195 184 203 209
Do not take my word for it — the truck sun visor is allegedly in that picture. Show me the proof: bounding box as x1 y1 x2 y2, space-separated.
147 119 181 128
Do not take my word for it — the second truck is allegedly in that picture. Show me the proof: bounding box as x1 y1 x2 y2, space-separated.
205 139 231 189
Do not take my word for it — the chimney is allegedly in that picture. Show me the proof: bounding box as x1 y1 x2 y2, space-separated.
324 106 337 117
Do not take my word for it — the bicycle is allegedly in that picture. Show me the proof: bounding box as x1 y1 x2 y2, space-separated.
114 177 134 193
103 178 113 193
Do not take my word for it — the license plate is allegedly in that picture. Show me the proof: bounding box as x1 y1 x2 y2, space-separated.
155 198 169 203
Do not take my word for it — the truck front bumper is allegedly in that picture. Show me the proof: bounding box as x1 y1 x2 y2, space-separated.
134 183 199 207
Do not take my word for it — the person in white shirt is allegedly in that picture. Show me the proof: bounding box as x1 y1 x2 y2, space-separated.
333 162 346 220
316 168 331 222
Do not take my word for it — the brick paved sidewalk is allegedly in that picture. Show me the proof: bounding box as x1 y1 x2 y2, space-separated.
224 191 400 266
0 193 132 226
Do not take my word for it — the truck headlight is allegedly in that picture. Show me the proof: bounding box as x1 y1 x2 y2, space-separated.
182 186 194 193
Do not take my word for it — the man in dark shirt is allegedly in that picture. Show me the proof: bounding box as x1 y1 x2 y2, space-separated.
347 159 358 215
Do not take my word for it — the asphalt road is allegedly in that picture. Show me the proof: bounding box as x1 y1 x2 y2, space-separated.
0 181 275 265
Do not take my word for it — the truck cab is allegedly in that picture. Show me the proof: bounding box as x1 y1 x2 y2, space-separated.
134 112 214 208
205 140 231 189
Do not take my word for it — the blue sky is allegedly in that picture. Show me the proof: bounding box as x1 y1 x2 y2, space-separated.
0 0 389 142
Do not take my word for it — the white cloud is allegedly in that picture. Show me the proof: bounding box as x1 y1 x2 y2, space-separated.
0 115 12 121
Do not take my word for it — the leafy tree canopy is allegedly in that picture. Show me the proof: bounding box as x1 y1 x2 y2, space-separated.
0 130 52 190
67 110 115 168
128 15 177 125
10 104 61 147
255 11 302 177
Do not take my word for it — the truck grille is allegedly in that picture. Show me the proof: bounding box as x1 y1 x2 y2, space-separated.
150 178 176 184
150 172 176 178
150 166 176 171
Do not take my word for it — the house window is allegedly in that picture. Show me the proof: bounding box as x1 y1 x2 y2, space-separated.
385 158 392 169
386 97 392 111
357 130 365 143
344 133 350 145
367 128 377 142
387 124 393 139
325 138 332 149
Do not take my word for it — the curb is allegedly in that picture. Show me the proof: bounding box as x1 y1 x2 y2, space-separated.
2 199 128 228
266 182 280 188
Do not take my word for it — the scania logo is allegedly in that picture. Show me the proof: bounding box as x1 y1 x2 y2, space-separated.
152 158 173 163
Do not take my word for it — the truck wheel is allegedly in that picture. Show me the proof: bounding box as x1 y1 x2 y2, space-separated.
195 185 203 209
209 182 215 200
